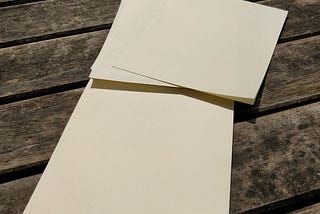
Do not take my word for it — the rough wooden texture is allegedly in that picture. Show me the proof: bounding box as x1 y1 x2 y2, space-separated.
1 30 319 114
0 88 319 212
0 0 19 3
0 89 82 175
0 0 120 44
0 175 41 214
235 35 320 116
0 0 319 45
290 203 320 213
261 0 320 40
0 30 108 99
231 101 320 213
0 0 25 3
1 0 319 213
0 0 44 4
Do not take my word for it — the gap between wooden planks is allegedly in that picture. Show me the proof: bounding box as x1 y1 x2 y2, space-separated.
0 97 319 213
1 31 319 117
0 0 319 46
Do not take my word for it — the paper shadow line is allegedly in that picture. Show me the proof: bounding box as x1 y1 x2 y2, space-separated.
91 79 234 111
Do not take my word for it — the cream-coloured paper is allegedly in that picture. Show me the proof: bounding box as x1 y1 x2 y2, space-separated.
24 79 234 214
91 0 287 104
91 0 171 86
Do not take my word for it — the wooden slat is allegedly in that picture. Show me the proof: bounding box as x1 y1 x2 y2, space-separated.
0 30 107 99
0 174 41 214
1 30 319 114
0 0 22 3
0 89 319 212
235 35 320 117
0 0 120 44
0 0 319 45
231 101 320 213
0 0 43 4
290 203 320 213
1 177 319 214
261 0 320 40
0 89 82 175
0 0 16 3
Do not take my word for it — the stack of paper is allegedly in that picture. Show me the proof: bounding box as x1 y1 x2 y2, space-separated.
24 0 287 213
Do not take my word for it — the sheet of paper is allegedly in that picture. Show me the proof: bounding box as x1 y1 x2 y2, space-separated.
92 0 287 104
90 0 172 86
24 79 234 214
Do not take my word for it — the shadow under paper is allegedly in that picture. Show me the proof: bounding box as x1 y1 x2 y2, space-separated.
91 79 234 111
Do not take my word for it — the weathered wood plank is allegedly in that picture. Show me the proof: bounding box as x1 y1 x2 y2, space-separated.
0 0 319 45
1 175 318 214
231 101 320 213
0 30 107 100
1 176 319 214
0 0 17 3
261 0 320 40
290 203 320 213
0 0 22 3
1 30 319 114
0 0 120 44
235 35 320 117
0 175 41 214
0 89 319 212
0 0 43 4
0 89 83 175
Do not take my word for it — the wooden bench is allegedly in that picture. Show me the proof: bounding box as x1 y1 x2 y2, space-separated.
0 0 319 213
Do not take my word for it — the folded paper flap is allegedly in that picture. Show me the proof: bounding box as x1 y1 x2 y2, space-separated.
91 0 288 105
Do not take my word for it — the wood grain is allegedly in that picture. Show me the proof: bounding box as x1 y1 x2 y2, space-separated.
261 0 320 40
0 0 319 45
1 0 319 212
0 175 41 214
0 0 120 44
0 0 33 3
1 30 319 115
235 35 320 117
0 0 44 4
290 203 320 213
0 89 83 175
0 30 108 99
231 101 320 213
0 89 319 213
